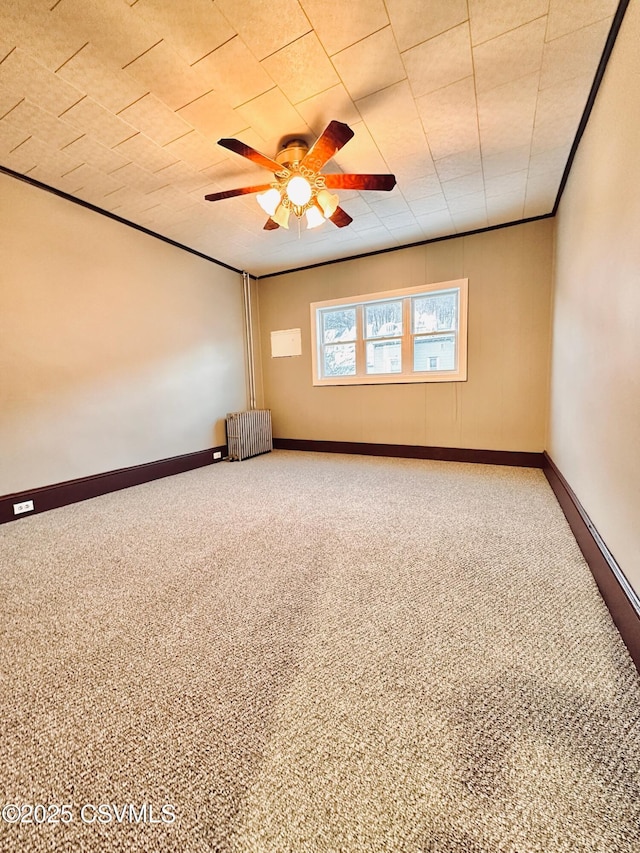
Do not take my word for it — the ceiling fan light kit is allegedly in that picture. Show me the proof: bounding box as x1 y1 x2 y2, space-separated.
204 121 396 233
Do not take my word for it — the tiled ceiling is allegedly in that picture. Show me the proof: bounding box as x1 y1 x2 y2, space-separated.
0 0 620 276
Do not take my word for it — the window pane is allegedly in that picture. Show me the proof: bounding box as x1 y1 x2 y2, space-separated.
322 307 356 344
413 291 457 333
414 335 456 371
323 343 356 377
366 339 402 374
365 300 402 338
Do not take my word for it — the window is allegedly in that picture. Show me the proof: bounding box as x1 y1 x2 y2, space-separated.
311 279 468 386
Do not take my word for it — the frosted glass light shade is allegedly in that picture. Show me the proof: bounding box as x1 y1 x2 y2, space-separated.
286 176 312 206
256 188 281 216
273 203 290 229
317 189 339 217
306 206 325 229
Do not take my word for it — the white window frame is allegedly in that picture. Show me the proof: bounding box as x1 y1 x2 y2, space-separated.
310 279 468 386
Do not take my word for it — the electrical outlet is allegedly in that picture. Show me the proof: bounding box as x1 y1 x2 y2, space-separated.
13 500 34 515
213 451 222 460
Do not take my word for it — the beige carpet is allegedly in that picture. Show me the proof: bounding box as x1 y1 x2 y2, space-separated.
0 450 639 852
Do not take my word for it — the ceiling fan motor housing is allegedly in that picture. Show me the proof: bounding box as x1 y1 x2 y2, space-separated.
276 140 310 169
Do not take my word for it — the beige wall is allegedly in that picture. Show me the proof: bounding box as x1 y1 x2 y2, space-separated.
549 1 640 593
257 219 553 451
0 174 247 494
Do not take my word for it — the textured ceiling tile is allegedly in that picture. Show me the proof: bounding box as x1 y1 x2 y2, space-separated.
343 211 380 232
416 76 479 161
178 90 248 140
468 0 548 46
407 193 448 216
100 186 139 212
300 0 389 56
236 88 309 149
133 0 236 65
402 23 473 99
192 37 274 108
56 0 164 68
107 161 167 194
61 96 138 148
396 171 443 202
262 32 339 104
524 174 557 216
123 40 211 111
373 120 430 165
32 164 87 194
4 135 82 179
113 133 179 172
477 73 538 156
0 121 31 158
473 18 546 93
386 0 468 52
162 130 227 171
528 145 571 179
332 27 406 102
0 48 84 116
215 0 311 61
531 74 593 154
357 80 420 138
546 0 618 41
485 169 528 198
441 173 485 202
1 98 81 149
75 182 126 209
338 196 372 217
450 206 488 231
381 210 418 229
153 160 215 194
0 89 22 119
1 3 86 72
415 209 456 237
117 93 192 146
482 145 531 179
52 163 113 195
294 84 361 135
56 43 148 115
540 18 611 91
70 166 124 198
434 147 482 183
144 184 196 211
60 134 130 174
369 197 410 218
486 190 525 225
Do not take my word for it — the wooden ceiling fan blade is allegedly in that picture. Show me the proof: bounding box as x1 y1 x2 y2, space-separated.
329 207 353 228
204 184 272 202
301 120 354 173
218 138 284 173
323 173 396 191
263 218 280 230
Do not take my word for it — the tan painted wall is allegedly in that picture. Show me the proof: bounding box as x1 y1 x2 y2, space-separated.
0 174 247 494
549 1 640 593
257 219 553 451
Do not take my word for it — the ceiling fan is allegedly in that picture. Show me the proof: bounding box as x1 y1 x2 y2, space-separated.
204 120 396 231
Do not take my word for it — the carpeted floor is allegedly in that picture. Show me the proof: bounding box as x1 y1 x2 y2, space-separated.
1 450 639 852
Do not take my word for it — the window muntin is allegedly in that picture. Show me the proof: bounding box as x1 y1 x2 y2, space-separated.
311 280 467 386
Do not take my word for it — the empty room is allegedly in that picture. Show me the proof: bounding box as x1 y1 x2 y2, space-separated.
1 1 639 851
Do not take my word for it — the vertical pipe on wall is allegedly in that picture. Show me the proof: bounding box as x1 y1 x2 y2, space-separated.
242 271 257 411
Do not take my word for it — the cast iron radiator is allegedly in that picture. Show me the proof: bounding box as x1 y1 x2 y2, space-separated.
226 410 273 461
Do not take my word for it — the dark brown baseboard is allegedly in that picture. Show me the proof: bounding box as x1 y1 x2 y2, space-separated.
543 452 640 673
0 446 227 525
273 438 544 468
